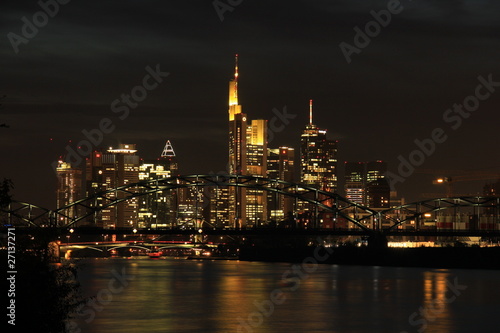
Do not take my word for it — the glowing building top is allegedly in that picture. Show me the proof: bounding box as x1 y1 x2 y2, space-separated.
161 140 176 157
107 144 137 154
300 100 338 191
228 54 242 121
309 99 313 125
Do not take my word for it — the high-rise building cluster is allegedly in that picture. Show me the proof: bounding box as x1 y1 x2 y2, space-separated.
344 161 390 208
223 55 342 228
56 142 178 228
56 55 394 229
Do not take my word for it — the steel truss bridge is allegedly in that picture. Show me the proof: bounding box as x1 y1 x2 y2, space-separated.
2 175 500 238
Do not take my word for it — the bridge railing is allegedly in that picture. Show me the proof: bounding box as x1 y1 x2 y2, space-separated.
2 175 499 234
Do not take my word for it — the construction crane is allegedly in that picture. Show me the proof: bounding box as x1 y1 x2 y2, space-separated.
415 168 500 198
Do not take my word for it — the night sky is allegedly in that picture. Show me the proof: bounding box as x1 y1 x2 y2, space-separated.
1 0 500 209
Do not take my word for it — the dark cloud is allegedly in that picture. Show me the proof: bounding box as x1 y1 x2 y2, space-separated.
1 0 499 208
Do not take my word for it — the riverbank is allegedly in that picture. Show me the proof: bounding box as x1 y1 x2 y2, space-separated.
238 246 500 269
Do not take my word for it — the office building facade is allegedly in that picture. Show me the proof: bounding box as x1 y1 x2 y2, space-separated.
138 141 179 228
56 160 83 225
85 144 139 228
344 160 389 208
267 147 295 222
300 100 338 192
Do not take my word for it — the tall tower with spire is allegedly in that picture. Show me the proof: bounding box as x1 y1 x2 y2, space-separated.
300 100 338 192
228 54 247 175
228 54 241 121
309 98 313 125
227 54 247 226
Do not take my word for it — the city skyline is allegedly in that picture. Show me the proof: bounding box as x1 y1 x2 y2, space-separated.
4 3 500 333
2 1 500 209
54 56 344 229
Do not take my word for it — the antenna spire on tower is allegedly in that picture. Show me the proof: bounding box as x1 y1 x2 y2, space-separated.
234 53 239 101
234 53 239 81
309 99 313 125
161 140 176 158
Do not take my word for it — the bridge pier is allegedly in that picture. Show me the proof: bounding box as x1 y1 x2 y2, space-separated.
48 241 61 262
367 232 388 249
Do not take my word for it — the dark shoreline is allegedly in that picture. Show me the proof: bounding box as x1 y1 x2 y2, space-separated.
238 246 500 270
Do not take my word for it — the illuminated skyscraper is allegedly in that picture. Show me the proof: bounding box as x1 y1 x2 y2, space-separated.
209 187 230 228
298 100 338 228
267 147 295 221
365 160 389 208
228 54 246 227
138 141 178 228
108 144 140 228
246 119 268 225
344 160 389 207
300 100 338 191
85 144 139 228
228 54 247 175
366 161 387 184
344 162 365 204
56 160 83 225
267 147 295 183
246 119 267 176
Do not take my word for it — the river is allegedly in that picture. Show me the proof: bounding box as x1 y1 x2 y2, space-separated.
68 258 500 333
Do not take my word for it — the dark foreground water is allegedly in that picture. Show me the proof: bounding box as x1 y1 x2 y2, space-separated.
69 258 500 333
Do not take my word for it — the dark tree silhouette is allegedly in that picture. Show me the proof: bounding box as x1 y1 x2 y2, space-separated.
13 232 87 332
0 178 13 208
1 179 86 332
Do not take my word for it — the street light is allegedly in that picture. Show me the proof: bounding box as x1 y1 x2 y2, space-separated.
433 177 451 184
433 177 453 197
133 228 138 242
67 228 74 245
